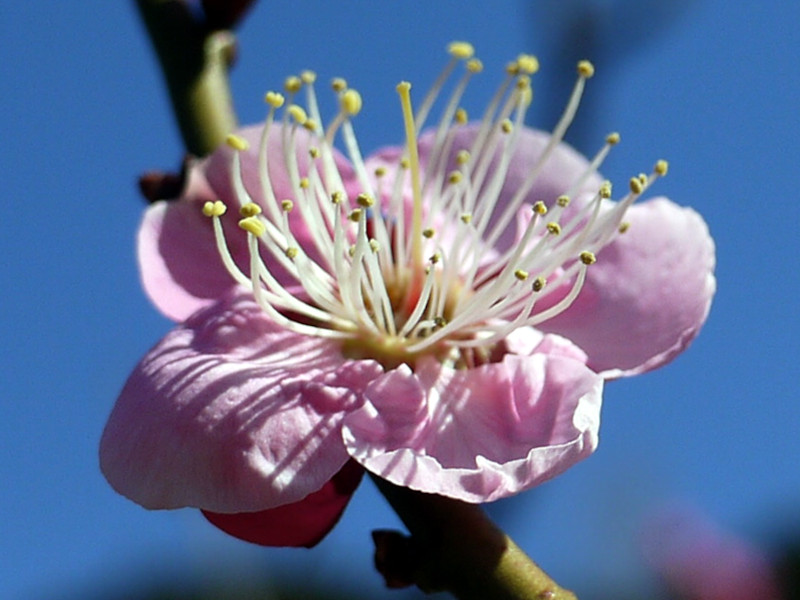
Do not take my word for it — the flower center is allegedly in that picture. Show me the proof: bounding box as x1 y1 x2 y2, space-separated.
202 42 668 369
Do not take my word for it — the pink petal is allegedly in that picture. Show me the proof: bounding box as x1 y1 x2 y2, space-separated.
539 198 716 377
202 460 364 548
138 124 356 321
342 344 602 503
642 504 781 600
138 199 247 322
100 292 383 513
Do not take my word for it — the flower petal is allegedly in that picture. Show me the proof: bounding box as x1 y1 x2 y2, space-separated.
342 349 602 503
539 198 716 377
202 459 364 548
138 199 247 322
100 292 383 512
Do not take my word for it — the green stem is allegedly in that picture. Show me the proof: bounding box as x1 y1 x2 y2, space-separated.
372 475 577 600
135 0 238 156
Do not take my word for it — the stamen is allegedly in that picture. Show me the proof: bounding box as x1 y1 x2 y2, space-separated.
264 92 285 108
284 75 302 94
202 200 227 217
287 105 308 125
226 134 249 152
204 45 666 368
341 89 363 116
239 216 266 237
447 41 475 59
396 81 424 268
239 202 262 217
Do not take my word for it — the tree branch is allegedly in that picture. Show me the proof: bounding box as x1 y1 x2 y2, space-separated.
371 475 578 600
135 0 238 156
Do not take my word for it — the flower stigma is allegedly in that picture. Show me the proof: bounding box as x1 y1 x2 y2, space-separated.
203 42 668 369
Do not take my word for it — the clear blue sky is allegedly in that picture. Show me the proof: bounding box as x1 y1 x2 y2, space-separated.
2 2 799 598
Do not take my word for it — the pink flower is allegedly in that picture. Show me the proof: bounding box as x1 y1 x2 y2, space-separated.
100 44 715 546
642 504 782 600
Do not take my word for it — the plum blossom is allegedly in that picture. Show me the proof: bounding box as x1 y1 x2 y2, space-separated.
642 504 782 600
100 43 715 546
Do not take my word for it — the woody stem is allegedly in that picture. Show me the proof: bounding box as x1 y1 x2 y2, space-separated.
371 475 578 600
135 0 238 156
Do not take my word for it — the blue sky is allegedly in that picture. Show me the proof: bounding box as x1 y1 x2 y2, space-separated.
2 2 799 598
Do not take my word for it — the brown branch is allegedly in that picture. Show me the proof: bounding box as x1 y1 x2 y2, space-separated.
134 0 238 156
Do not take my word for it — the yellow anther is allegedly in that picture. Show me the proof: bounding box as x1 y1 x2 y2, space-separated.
284 75 302 93
400 157 410 169
580 251 597 265
202 200 227 217
285 247 299 259
516 75 531 90
303 118 318 132
331 77 348 92
356 193 374 208
422 228 435 239
281 199 294 212
533 201 547 215
516 54 540 74
239 216 265 237
448 171 462 184
433 316 447 328
331 191 344 205
299 177 310 189
264 91 285 108
226 134 249 152
577 60 595 78
374 166 386 177
300 70 316 84
348 245 356 257
599 181 613 199
639 173 648 186
348 209 362 222
514 269 529 281
287 104 307 124
461 213 473 224
309 147 320 159
606 132 621 145
546 222 562 235
466 58 483 73
655 159 669 176
341 89 363 116
239 202 262 217
501 119 513 134
456 149 470 164
618 222 631 233
557 195 570 208
506 61 520 76
369 239 380 253
455 108 468 124
447 41 475 60
532 276 547 292
430 252 442 264
629 176 644 194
